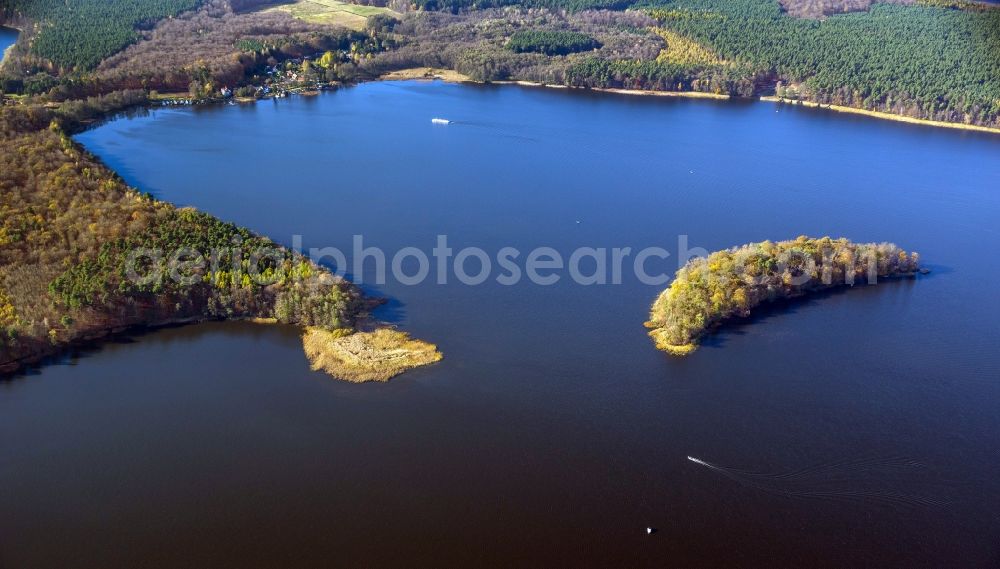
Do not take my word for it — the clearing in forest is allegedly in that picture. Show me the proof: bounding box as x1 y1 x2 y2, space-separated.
264 0 399 30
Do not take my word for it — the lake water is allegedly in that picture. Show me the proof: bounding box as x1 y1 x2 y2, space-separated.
4 82 1000 567
0 26 17 63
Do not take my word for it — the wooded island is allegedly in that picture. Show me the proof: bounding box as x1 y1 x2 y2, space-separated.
646 237 923 355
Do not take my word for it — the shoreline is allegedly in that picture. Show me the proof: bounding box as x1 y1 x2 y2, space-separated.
499 81 995 133
0 311 326 377
491 79 730 100
144 69 996 136
387 71 996 134
447 76 999 133
760 96 1000 135
0 24 20 67
378 70 729 101
0 315 231 376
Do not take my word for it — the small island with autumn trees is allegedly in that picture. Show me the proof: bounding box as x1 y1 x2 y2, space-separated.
645 236 924 355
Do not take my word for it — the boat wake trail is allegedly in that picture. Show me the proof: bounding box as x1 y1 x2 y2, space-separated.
446 119 540 142
686 455 948 508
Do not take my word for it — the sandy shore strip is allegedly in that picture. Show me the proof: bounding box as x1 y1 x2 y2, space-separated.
761 96 1000 135
591 87 729 100
380 67 472 83
494 80 730 100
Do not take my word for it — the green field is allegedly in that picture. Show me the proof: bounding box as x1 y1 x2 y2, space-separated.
265 0 399 30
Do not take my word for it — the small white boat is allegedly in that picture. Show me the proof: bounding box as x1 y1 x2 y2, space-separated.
431 118 451 125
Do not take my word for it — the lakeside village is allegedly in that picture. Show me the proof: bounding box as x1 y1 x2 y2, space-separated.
155 49 360 107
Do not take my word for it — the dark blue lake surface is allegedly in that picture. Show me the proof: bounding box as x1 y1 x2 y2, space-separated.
0 26 17 62
3 82 1000 567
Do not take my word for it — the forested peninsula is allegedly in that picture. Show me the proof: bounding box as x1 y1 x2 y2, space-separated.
0 105 439 381
645 237 923 355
